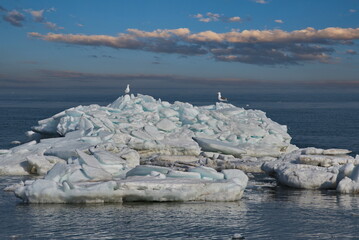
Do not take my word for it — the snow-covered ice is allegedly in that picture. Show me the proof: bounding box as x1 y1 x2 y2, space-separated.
1 93 295 177
262 148 359 190
13 151 248 203
5 92 358 202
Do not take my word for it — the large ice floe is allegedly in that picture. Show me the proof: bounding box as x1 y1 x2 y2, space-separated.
12 147 248 203
262 147 359 192
2 92 359 202
0 93 295 176
4 92 359 201
3 92 299 202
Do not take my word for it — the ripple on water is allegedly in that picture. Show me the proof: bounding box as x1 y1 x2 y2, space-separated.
1 175 359 240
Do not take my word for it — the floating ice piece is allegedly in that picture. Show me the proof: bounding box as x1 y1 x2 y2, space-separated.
298 154 355 167
27 154 65 175
167 170 201 179
189 166 225 180
14 176 247 203
271 162 338 189
303 147 324 155
126 165 171 177
193 137 246 157
262 147 357 190
156 119 177 132
12 157 248 203
337 165 359 194
323 149 352 155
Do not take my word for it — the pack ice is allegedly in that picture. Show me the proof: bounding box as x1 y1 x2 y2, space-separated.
3 93 300 202
0 93 295 176
12 147 248 203
262 147 359 193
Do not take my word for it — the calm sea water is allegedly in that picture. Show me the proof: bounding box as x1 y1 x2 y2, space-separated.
0 86 358 239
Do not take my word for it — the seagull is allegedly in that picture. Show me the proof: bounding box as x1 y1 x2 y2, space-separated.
217 92 228 102
125 84 130 94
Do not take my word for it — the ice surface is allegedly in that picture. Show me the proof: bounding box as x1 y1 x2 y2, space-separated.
30 94 295 158
13 158 248 203
337 161 359 193
262 148 358 190
193 137 246 157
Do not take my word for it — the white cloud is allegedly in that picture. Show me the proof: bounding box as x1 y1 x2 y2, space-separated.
253 0 268 4
192 12 241 23
25 9 44 22
29 26 359 65
274 19 284 24
44 21 64 30
349 9 357 13
228 16 241 22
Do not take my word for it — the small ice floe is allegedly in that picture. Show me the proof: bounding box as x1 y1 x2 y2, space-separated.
11 141 21 145
11 152 249 203
262 148 359 191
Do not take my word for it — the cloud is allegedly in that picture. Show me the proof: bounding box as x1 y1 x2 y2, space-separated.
349 9 357 13
29 27 359 65
76 23 84 27
44 21 64 30
25 9 44 22
192 12 241 23
274 19 284 24
23 8 63 30
346 49 357 55
3 10 25 27
28 29 206 55
253 0 268 4
47 7 56 12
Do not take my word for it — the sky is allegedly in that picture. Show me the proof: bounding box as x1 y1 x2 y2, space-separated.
1 0 359 91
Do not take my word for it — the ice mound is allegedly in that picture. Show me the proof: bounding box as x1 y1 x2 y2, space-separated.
13 150 248 203
1 93 295 177
262 148 359 190
30 94 295 158
142 152 277 173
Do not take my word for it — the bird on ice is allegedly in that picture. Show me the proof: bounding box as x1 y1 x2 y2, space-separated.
124 84 130 94
217 92 228 102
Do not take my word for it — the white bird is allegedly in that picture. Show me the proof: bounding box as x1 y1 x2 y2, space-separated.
217 92 228 102
125 84 130 94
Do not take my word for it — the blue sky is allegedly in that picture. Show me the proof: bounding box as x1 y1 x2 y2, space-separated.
1 0 359 90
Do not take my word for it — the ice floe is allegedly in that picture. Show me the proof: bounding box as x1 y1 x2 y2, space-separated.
13 150 248 203
1 93 295 177
262 148 359 192
4 92 359 203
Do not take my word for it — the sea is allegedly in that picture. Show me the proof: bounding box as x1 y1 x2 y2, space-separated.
0 85 358 239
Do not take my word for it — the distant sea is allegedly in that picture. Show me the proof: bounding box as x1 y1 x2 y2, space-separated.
0 85 358 239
